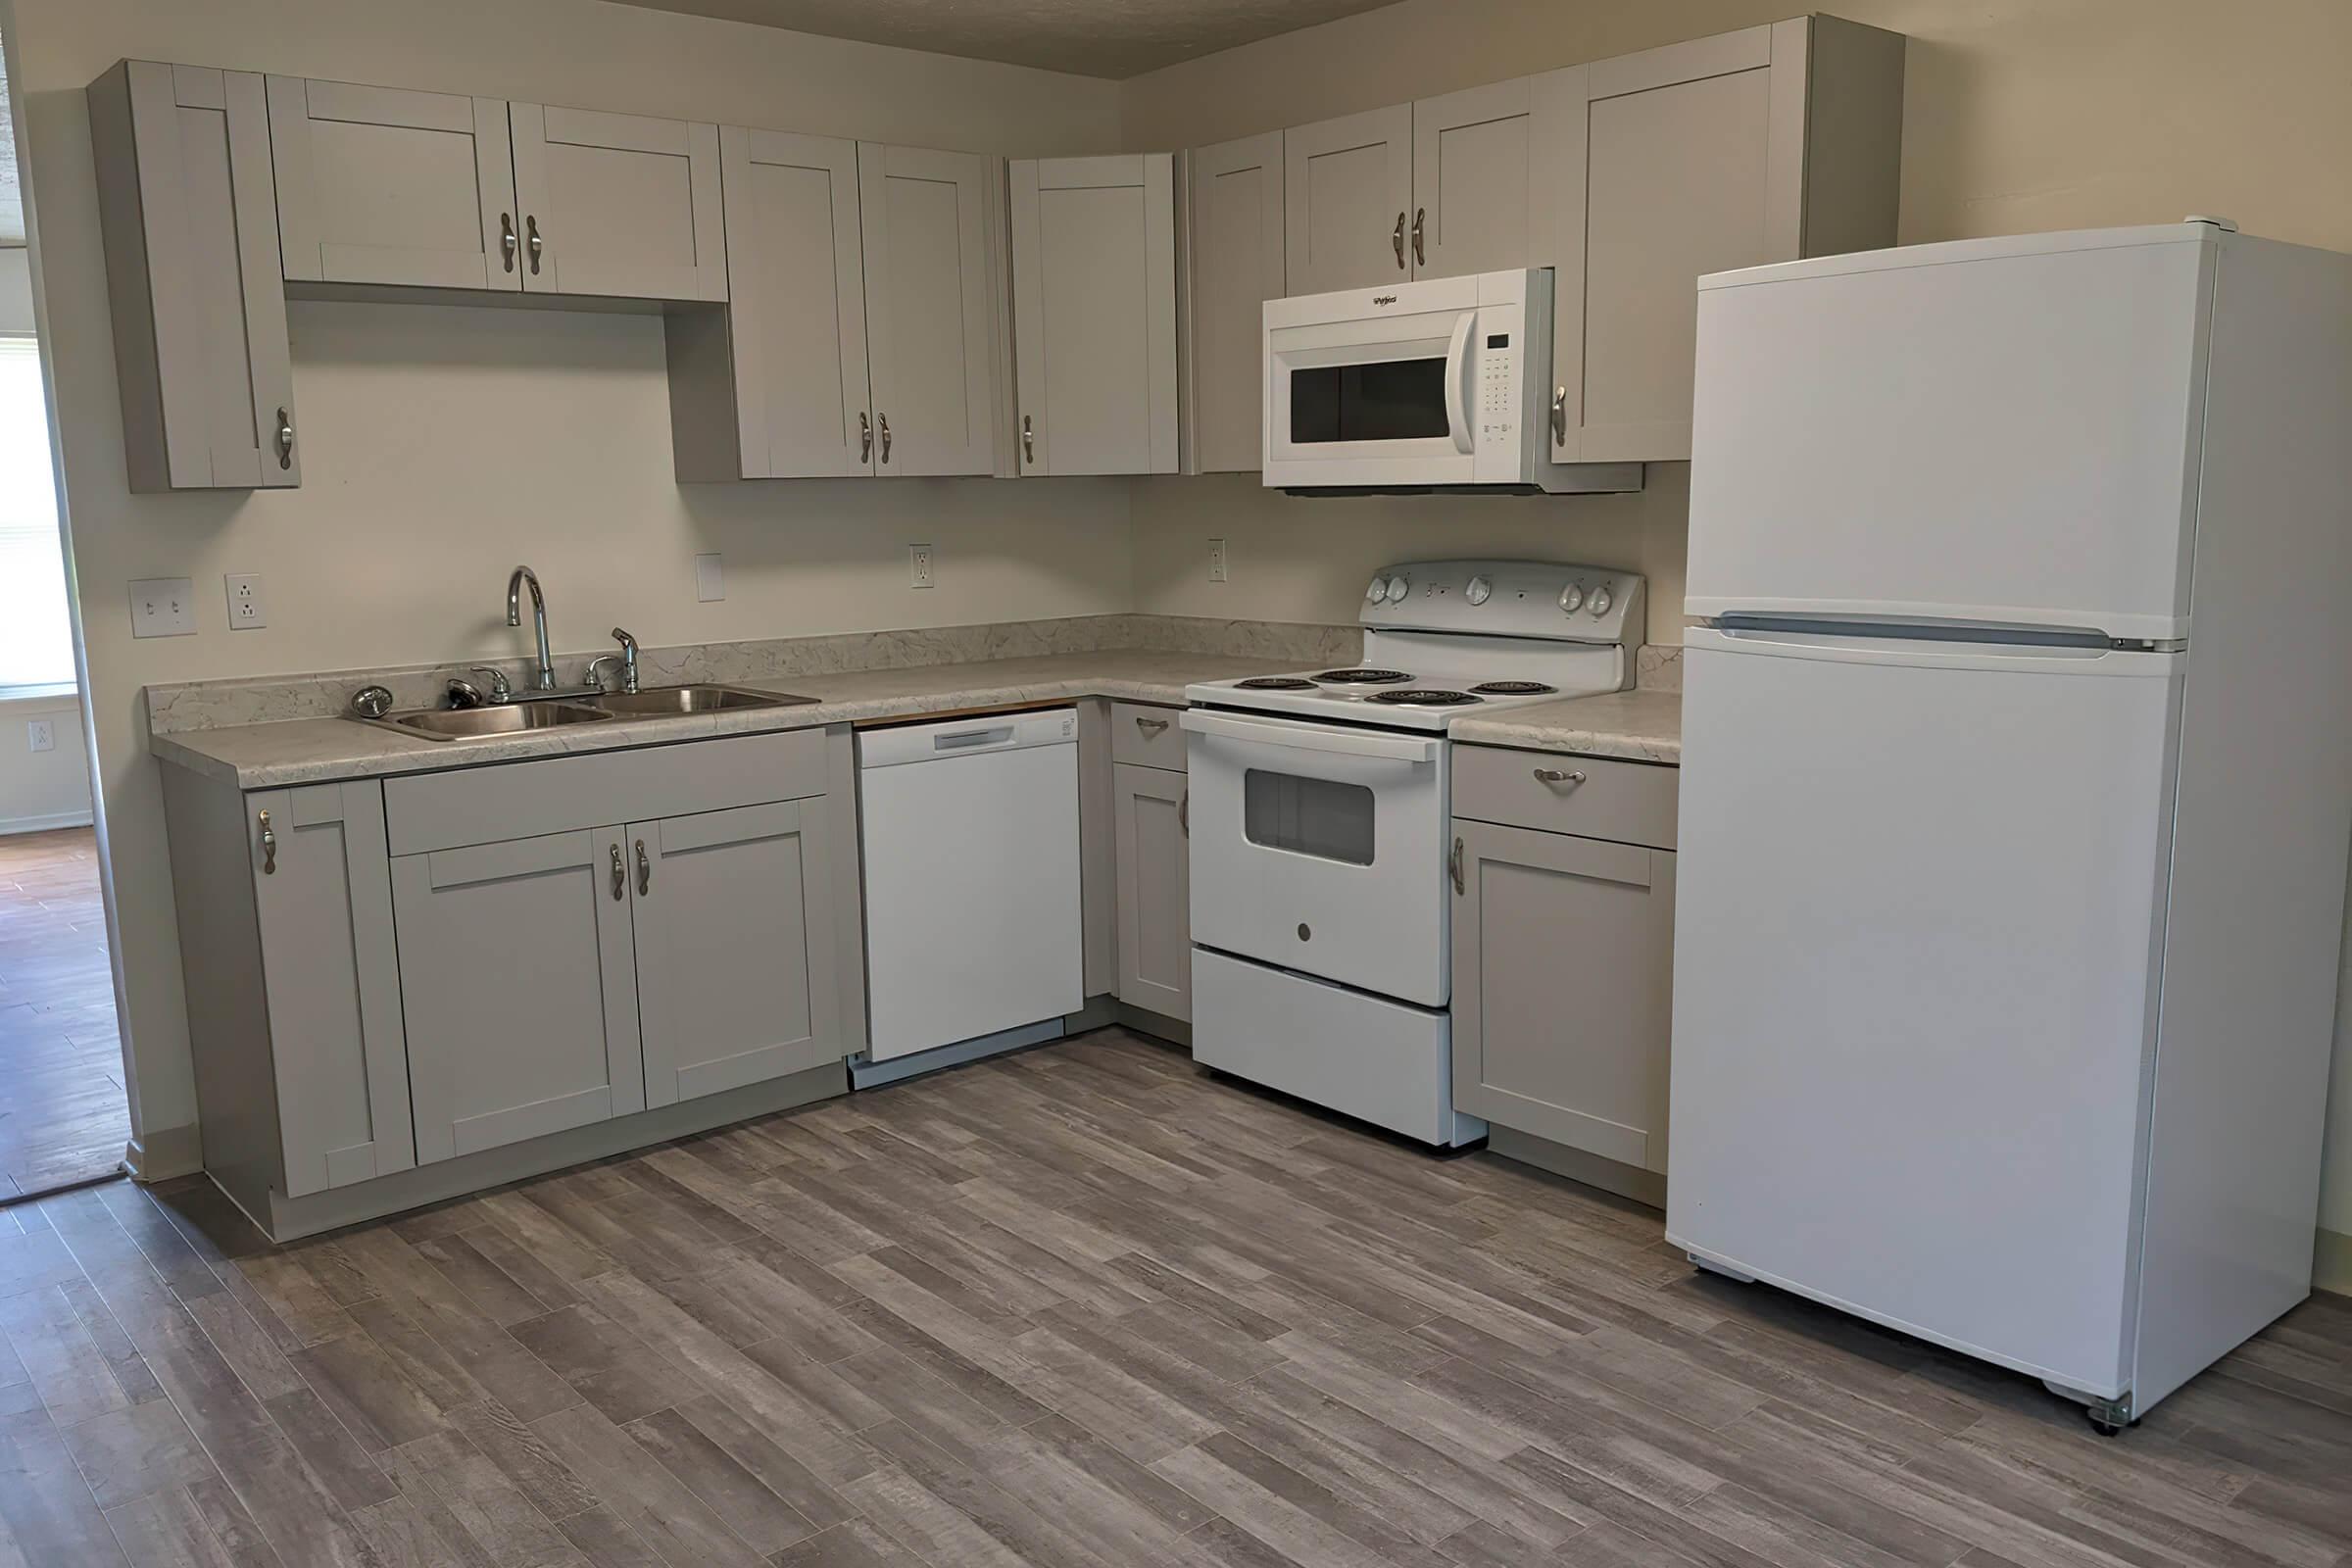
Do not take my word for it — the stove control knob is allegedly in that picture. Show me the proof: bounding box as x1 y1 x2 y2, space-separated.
1366 575 1390 604
1465 574 1493 607
1559 584 1586 613
1590 586 1613 617
1385 575 1411 604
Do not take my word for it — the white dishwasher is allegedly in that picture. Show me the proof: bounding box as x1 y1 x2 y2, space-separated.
858 708 1084 1063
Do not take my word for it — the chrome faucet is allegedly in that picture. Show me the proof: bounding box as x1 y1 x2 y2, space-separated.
506 565 555 692
608 627 640 694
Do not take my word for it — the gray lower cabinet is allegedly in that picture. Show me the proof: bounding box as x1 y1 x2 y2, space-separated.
1112 761 1190 1020
1450 778 1678 1173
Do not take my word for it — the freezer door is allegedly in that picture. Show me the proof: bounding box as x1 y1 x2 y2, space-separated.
1687 228 2215 641
1666 627 2182 1396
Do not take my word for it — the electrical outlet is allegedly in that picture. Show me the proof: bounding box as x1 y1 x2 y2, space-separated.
25 719 55 754
224 572 267 629
128 578 196 638
908 544 935 589
1208 538 1228 583
695 553 726 603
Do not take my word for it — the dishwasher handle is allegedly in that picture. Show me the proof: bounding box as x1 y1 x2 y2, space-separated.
932 725 1016 752
858 706 1078 769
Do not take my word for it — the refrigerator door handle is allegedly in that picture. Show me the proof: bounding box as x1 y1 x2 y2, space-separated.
1689 625 2183 678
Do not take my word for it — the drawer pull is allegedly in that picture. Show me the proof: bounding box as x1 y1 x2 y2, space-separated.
610 843 624 901
1134 715 1169 736
258 809 276 875
1533 767 1588 787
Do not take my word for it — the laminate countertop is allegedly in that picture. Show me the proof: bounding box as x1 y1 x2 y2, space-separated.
1447 686 1683 765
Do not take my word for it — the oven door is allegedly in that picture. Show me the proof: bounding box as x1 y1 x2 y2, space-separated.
1264 308 1478 486
1183 708 1448 1006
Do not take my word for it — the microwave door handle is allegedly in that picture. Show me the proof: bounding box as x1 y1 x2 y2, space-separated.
1443 313 1476 455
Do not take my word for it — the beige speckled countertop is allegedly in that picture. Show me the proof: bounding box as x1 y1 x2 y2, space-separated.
1448 687 1683 765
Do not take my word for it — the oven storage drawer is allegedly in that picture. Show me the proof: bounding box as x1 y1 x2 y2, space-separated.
1111 702 1186 770
1450 744 1677 850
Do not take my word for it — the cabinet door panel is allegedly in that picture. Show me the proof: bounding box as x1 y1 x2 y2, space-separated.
268 76 518 291
1451 819 1675 1172
1410 78 1533 279
1113 763 1191 1021
1184 131 1284 473
250 781 412 1195
394 828 643 1163
512 104 725 301
860 144 999 476
721 127 871 477
1283 104 1411 293
1010 155 1178 476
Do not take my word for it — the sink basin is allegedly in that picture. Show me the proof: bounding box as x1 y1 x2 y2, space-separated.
375 702 613 740
582 684 817 715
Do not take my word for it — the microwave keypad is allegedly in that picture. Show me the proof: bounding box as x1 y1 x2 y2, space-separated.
1480 341 1516 440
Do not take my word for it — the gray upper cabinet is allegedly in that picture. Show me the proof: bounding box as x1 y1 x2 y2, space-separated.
88 62 298 491
1010 154 1179 476
1112 760 1191 1021
393 827 647 1164
1409 78 1536 279
268 76 520 291
510 104 727 301
1181 131 1284 474
1535 16 1903 465
860 144 1001 476
631 798 844 1107
1283 104 1412 292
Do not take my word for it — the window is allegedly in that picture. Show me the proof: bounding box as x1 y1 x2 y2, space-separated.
0 336 74 694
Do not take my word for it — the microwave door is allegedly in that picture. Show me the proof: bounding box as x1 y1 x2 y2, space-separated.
1266 310 1478 484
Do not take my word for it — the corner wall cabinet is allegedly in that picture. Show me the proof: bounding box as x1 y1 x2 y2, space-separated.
88 62 299 492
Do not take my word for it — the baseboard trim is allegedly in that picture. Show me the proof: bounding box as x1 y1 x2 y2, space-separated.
122 1122 202 1183
2318 1226 2352 1298
1489 1125 1665 1210
1111 1002 1190 1048
849 1018 1064 1090
0 809 95 837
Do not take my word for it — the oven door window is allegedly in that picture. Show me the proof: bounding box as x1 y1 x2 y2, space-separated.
1288 358 1448 444
1243 769 1375 865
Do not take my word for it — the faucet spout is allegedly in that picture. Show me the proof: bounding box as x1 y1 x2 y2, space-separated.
506 565 554 692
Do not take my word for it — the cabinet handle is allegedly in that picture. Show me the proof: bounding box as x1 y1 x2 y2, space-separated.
1179 791 1189 838
1533 767 1588 787
501 213 517 272
1550 385 1567 447
878 412 892 465
1134 715 1169 736
526 215 543 274
610 843 624 900
1392 212 1406 270
1411 206 1426 267
275 408 294 469
859 411 872 462
1021 414 1035 465
635 839 651 897
258 809 276 875
1449 834 1464 895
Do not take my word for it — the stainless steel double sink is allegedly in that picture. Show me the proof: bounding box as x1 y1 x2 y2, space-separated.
368 684 818 741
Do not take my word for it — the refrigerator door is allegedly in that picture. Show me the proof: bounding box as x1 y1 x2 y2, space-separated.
1666 626 2182 1396
1686 226 2216 642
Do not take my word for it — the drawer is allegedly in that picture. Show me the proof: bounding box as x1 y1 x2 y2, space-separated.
1451 744 1678 850
385 728 828 855
1110 702 1186 770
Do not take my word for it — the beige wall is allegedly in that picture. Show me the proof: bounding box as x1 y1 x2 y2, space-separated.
0 693 90 833
0 248 29 330
5 0 1124 1156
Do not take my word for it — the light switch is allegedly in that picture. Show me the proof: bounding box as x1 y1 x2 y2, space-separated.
695 553 725 603
128 578 196 638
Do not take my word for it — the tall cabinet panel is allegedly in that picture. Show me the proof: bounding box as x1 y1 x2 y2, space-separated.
1283 104 1412 292
1009 154 1178 476
1409 78 1535 279
1112 763 1191 1020
859 144 1000 476
511 104 727 301
88 62 298 491
267 76 519 290
1182 131 1284 473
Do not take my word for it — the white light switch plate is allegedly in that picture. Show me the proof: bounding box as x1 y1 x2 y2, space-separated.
25 719 55 754
128 578 196 638
225 572 267 629
695 553 725 603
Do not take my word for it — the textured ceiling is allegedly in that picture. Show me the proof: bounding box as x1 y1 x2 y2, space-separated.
610 0 1400 78
0 41 21 245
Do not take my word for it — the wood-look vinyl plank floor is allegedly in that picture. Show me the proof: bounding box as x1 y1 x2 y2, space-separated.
0 1029 2344 1566
0 829 128 1196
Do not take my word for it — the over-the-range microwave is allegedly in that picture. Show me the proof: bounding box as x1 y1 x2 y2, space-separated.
1261 268 1642 495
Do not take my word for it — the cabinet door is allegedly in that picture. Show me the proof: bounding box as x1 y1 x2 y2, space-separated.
1282 104 1411 293
267 76 519 291
1009 155 1178 476
1409 78 1533 279
859 143 1000 476
1451 819 1675 1173
1534 23 1805 464
511 104 726 301
88 63 297 490
1184 131 1284 473
393 828 645 1163
719 127 872 477
249 782 413 1196
630 799 844 1107
1113 763 1191 1021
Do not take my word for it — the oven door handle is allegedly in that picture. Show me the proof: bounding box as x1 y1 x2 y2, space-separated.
1443 311 1476 456
1180 708 1442 763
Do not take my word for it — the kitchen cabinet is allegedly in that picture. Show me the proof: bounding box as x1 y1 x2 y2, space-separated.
87 62 299 491
1282 104 1412 293
1010 154 1179 476
1409 78 1537 279
859 144 1003 476
1182 131 1285 473
1451 748 1679 1175
1534 16 1904 465
509 104 726 301
1112 760 1191 1021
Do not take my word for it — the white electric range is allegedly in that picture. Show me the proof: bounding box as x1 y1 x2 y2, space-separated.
1180 560 1644 1146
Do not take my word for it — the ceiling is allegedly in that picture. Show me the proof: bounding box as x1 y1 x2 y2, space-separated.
611 0 1399 78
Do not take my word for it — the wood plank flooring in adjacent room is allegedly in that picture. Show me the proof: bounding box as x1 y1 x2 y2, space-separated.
0 828 130 1196
2 1030 2347 1567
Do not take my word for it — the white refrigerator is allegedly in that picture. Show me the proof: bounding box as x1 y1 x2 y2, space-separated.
1666 220 2352 1428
